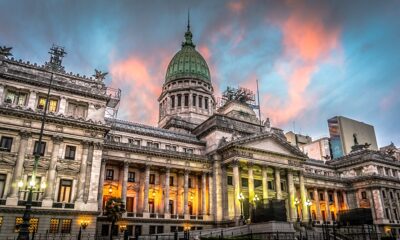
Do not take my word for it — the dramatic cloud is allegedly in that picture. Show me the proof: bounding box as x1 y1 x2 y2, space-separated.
265 9 341 125
1 0 399 146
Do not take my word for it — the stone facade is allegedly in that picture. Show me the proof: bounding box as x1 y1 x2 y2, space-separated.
0 25 399 240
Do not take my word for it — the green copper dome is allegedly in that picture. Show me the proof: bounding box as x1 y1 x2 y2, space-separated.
165 24 211 83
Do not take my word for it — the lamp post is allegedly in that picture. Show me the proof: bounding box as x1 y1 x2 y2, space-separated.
238 192 245 225
306 199 312 225
17 45 66 240
252 194 260 223
78 220 89 240
294 198 301 222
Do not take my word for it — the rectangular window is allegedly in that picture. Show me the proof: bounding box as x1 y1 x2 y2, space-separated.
169 200 174 214
126 197 134 212
183 148 193 154
177 95 182 107
5 90 27 106
227 176 233 185
106 169 114 180
128 172 135 182
49 219 60 234
281 181 287 192
319 193 324 201
166 145 177 151
184 94 189 107
149 226 156 235
382 190 387 198
0 136 13 152
101 224 110 236
192 94 197 106
128 138 134 144
135 140 141 146
205 97 209 109
171 96 175 108
24 176 41 201
170 176 174 186
149 174 155 184
113 136 121 142
361 191 367 199
37 97 58 112
390 191 394 199
58 179 72 203
15 217 38 233
309 192 314 200
0 174 6 198
188 178 192 188
268 180 274 190
33 141 46 156
254 179 262 188
61 219 72 234
199 96 203 108
64 145 76 160
67 102 87 118
329 193 333 202
157 226 164 234
241 178 248 187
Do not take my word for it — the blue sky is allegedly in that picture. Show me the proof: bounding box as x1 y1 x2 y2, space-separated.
0 0 399 147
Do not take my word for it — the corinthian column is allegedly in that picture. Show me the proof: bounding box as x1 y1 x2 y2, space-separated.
121 162 129 202
98 159 106 212
202 172 207 215
287 170 296 222
248 162 255 202
262 165 268 200
299 171 308 222
143 164 150 213
43 135 63 207
232 160 241 224
164 168 170 214
274 167 282 199
8 131 31 202
184 169 189 215
76 141 90 202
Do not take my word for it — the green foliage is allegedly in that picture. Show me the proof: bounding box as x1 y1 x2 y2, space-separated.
104 197 126 223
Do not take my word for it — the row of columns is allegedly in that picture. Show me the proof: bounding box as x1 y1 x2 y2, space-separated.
230 161 309 223
108 163 210 216
7 131 93 207
311 188 346 222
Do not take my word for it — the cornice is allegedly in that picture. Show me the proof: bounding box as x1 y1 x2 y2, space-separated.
0 104 110 131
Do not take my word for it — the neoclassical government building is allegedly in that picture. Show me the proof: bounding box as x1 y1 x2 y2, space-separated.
0 23 399 239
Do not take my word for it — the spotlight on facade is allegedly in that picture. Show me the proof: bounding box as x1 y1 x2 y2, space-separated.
80 220 89 230
17 180 24 188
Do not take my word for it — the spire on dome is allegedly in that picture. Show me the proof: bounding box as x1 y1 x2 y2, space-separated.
182 9 195 48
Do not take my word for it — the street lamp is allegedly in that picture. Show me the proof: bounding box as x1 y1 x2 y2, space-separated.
306 199 312 225
294 198 301 222
253 194 260 209
238 192 245 225
17 45 66 240
78 220 89 240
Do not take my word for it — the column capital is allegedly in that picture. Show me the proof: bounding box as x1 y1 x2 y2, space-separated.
231 159 240 167
19 130 31 139
247 161 254 168
123 161 129 168
52 135 63 144
81 140 91 148
184 168 190 175
94 142 103 150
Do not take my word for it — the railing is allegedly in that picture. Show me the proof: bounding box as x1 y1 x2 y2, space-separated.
0 199 6 205
52 202 75 209
17 200 42 207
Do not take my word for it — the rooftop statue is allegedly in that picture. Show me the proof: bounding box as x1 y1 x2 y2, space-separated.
0 46 12 58
93 69 108 82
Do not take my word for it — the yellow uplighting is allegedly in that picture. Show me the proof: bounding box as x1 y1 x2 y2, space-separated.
17 180 24 188
108 186 113 194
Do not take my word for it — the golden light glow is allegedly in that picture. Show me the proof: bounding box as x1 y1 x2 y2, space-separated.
17 180 24 188
40 182 47 189
108 186 113 194
183 223 191 231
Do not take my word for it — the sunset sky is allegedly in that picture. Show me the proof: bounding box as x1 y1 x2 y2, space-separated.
1 0 399 147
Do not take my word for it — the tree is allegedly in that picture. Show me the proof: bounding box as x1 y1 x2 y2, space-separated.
104 197 126 240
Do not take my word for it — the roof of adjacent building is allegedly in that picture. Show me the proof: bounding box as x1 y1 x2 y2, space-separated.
107 118 205 145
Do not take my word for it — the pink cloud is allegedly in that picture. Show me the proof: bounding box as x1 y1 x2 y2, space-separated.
264 10 341 126
109 54 170 125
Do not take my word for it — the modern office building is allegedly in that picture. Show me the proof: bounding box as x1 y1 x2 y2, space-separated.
328 116 378 159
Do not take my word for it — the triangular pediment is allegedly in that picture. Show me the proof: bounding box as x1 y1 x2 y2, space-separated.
243 138 298 156
220 132 307 159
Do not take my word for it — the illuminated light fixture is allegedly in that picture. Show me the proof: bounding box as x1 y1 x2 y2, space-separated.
253 194 260 202
80 220 89 229
294 198 300 206
40 182 47 189
238 192 245 201
108 186 113 194
17 180 24 188
306 199 312 207
29 180 35 188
